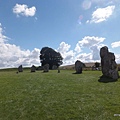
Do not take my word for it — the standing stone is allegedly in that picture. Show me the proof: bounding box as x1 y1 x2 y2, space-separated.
100 46 119 80
43 64 49 72
18 65 23 72
31 65 36 72
75 60 83 74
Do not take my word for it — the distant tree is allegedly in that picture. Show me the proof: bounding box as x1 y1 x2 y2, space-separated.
95 62 100 68
40 47 63 69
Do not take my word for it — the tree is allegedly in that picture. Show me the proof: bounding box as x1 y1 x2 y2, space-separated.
95 62 100 68
40 47 63 69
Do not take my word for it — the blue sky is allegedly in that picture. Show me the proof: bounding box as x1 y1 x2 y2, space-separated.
0 0 120 68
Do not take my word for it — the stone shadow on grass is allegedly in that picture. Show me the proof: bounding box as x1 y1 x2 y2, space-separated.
72 72 82 74
98 75 118 83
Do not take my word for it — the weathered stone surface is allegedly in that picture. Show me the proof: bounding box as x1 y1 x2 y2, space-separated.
31 65 36 72
18 65 23 72
75 60 83 74
43 64 49 72
100 46 119 80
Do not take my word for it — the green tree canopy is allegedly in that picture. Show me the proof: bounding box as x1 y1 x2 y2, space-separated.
95 62 100 68
40 47 63 69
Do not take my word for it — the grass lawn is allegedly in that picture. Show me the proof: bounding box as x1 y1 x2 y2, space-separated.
0 69 120 120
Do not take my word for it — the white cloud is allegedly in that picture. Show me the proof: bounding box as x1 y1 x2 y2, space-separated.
76 53 93 63
13 4 36 17
89 6 115 23
75 36 105 51
57 42 71 54
57 38 105 65
86 20 90 23
57 42 75 65
1 22 120 68
111 41 120 48
74 36 105 62
74 43 82 53
90 45 100 60
0 24 8 43
0 24 40 68
115 54 120 63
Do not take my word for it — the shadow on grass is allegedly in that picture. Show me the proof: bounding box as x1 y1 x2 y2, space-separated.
42 71 49 73
98 75 118 83
72 72 82 74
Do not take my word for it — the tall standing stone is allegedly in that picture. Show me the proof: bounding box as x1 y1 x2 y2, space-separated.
100 46 119 80
75 60 83 74
18 65 23 72
31 65 36 72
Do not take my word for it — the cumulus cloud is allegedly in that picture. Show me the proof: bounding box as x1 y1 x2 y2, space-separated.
57 42 71 54
57 42 75 65
90 45 101 60
0 23 40 68
74 43 82 53
75 36 105 51
111 41 120 48
89 5 115 23
74 36 105 62
59 39 120 65
76 53 93 63
115 54 120 63
0 24 8 43
13 4 36 17
57 38 105 65
1 21 120 68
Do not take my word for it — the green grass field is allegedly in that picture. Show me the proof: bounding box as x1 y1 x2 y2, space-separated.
0 69 120 120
